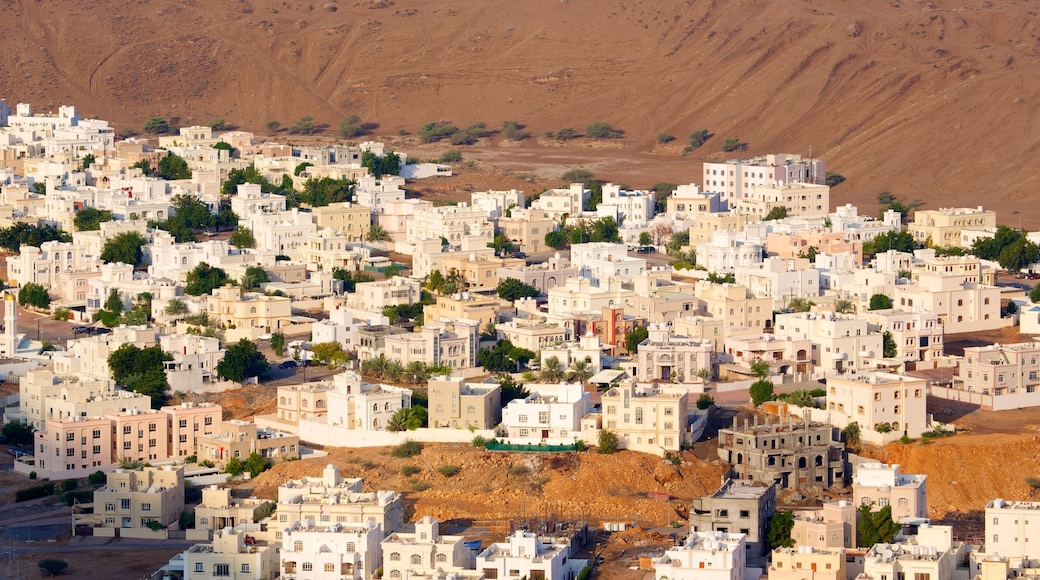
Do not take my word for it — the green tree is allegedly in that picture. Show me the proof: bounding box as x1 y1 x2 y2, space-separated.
826 172 846 187
554 127 577 140
625 327 649 353
406 406 428 430
750 359 771 378
439 149 463 163
388 409 409 432
361 150 402 178
998 238 1040 271
38 559 68 577
2 421 35 446
882 331 898 358
0 222 71 252
666 230 691 256
184 263 230 296
81 153 96 169
270 332 285 356
502 120 525 141
764 206 789 221
74 207 114 231
539 356 566 383
722 137 745 152
105 288 124 314
597 430 619 454
787 297 815 312
1031 284 1040 304
157 154 192 180
496 278 540 301
767 511 795 549
240 266 269 292
265 120 281 132
383 263 403 279
107 344 173 408
749 379 774 406
843 422 861 448
299 177 355 207
835 299 855 314
312 341 347 367
243 452 271 478
639 232 652 246
18 282 51 309
586 122 623 139
876 192 923 221
287 116 316 135
100 231 147 266
496 373 528 405
230 227 256 249
143 116 170 134
857 504 900 547
366 223 392 243
688 129 709 148
164 298 189 316
207 118 227 130
217 339 271 382
657 132 675 144
869 294 893 310
339 114 365 139
567 359 593 384
418 121 460 143
696 393 715 410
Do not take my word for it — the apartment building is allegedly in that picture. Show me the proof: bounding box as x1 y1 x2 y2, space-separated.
407 203 493 246
428 376 501 429
276 383 331 424
635 323 713 382
382 517 474 580
595 183 655 226
14 368 140 429
546 277 635 318
773 311 883 374
29 416 114 478
768 546 845 580
950 342 1040 410
908 206 997 248
272 466 404 536
497 208 555 254
767 229 862 266
860 525 968 580
205 285 293 336
530 183 587 219
354 174 407 211
376 198 434 241
281 520 382 580
195 486 274 533
163 402 224 459
244 208 318 258
697 230 765 272
196 420 300 469
570 242 647 286
110 409 171 464
497 321 568 352
895 255 1003 334
863 309 944 362
736 183 830 219
853 462 927 521
92 466 184 529
689 479 776 565
311 202 372 242
823 372 929 443
497 254 577 293
383 318 480 370
437 252 526 290
689 212 750 245
423 292 502 330
790 500 856 549
181 525 279 580
476 529 587 580
724 334 813 376
702 153 825 202
6 239 98 288
653 531 747 580
600 382 690 453
697 281 774 332
716 420 846 490
230 183 286 218
501 382 589 442
471 189 524 220
665 184 723 217
984 499 1040 567
325 371 412 432
734 257 821 311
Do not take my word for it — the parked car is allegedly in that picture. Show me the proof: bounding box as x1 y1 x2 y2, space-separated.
278 360 298 369
72 326 90 334
257 333 272 341
512 251 527 259
93 328 112 335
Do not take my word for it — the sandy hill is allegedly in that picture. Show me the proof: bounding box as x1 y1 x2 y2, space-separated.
3 0 1040 222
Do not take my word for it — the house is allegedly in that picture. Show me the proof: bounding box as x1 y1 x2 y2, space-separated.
382 517 474 580
407 203 493 247
599 381 691 453
772 311 883 375
689 479 776 566
723 334 813 376
570 242 647 286
160 334 225 392
383 318 481 371
862 309 943 362
496 208 555 253
893 254 1004 334
981 499 1040 568
272 465 404 535
423 292 502 330
195 420 300 469
595 184 655 226
89 465 184 530
908 206 997 248
280 520 382 580
653 531 748 580
275 383 331 425
311 202 372 243
496 253 577 293
789 500 857 549
852 462 927 522
501 382 588 443
471 189 524 220
702 153 825 203
530 183 587 219
768 546 845 580
698 228 767 272
428 376 501 429
181 524 279 580
946 342 1040 411
325 371 413 431
635 323 714 382
735 183 830 219
204 285 294 340
194 485 274 533
821 372 929 444
540 334 604 375
858 525 968 580
476 529 587 580
716 419 846 490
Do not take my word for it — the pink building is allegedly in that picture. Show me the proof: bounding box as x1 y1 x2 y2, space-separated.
376 198 434 240
853 462 927 522
790 500 857 549
110 409 171 464
31 417 113 478
163 402 222 459
767 230 863 266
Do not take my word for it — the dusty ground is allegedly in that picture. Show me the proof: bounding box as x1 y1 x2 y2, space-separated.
0 544 187 580
4 0 1040 226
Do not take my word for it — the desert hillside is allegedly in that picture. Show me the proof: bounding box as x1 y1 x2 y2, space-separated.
3 0 1040 222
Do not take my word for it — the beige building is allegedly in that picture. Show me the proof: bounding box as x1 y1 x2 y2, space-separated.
950 342 1040 410
111 409 171 464
635 323 714 382
196 420 300 469
29 416 114 478
92 465 184 530
423 292 502 329
908 206 997 248
195 485 274 532
600 381 690 453
14 368 143 430
272 466 404 536
768 546 845 580
895 254 1003 334
428 376 501 429
773 311 883 374
724 334 813 376
698 281 774 332
689 212 750 244
182 524 279 580
276 383 331 424
311 202 372 242
497 321 568 352
498 208 555 253
384 318 481 370
790 500 857 549
438 252 526 290
736 182 830 219
853 462 927 522
382 517 474 579
205 285 293 336
823 373 929 444
863 309 943 362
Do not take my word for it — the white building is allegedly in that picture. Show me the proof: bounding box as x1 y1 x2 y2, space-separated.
476 529 587 580
772 311 883 375
325 372 413 431
821 372 930 444
501 382 589 443
471 189 524 220
654 531 748 580
733 258 821 311
852 462 927 522
702 153 825 202
381 517 474 580
983 499 1040 567
596 183 655 226
635 323 714 383
530 183 587 219
280 520 382 580
569 242 646 286
697 231 764 272
407 203 493 247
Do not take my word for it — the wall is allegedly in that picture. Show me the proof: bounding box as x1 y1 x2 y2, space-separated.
297 420 496 447
928 384 1040 411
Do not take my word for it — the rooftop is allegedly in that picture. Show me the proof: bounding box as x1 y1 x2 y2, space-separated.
713 479 772 500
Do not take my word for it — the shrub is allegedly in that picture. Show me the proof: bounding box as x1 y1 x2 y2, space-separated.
688 129 709 148
287 116 316 135
554 127 577 140
561 168 594 182
586 122 623 139
16 482 55 502
401 465 421 476
62 490 93 506
29 471 37 480
472 435 487 448
502 120 525 141
88 471 106 486
749 379 774 406
38 559 68 577
264 120 281 132
439 149 462 163
410 480 431 492
52 307 71 321
869 293 893 310
143 116 170 135
597 430 619 454
339 114 365 139
1026 476 1040 489
696 393 714 410
391 441 424 458
418 121 460 143
509 465 531 476
722 137 746 152
657 132 675 144
60 479 79 492
437 464 461 477
146 520 164 531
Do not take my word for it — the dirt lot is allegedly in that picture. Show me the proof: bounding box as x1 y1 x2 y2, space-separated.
1 544 188 580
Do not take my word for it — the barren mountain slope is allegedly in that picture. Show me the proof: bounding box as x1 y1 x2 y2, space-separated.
3 0 1040 221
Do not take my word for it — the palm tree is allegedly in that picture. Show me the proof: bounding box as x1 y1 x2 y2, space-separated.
366 224 392 243
164 298 189 316
404 361 428 385
566 360 593 384
787 297 815 313
539 356 565 383
387 408 409 432
835 299 855 314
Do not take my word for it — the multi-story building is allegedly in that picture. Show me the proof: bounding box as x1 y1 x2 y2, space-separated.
852 462 927 521
635 324 714 382
497 321 568 353
230 183 287 218
822 372 929 444
736 183 830 219
196 420 300 469
860 525 968 580
733 258 822 311
697 281 774 332
772 311 883 375
600 381 690 453
195 486 274 533
908 206 997 248
716 420 846 490
496 208 555 254
205 285 293 337
349 277 423 315
311 202 372 243
653 531 747 580
423 292 501 330
272 466 404 536
245 208 318 258
476 529 587 580
689 479 776 565
689 212 750 245
497 254 577 293
29 416 114 478
950 342 1040 410
501 382 589 443
275 383 331 425
181 524 279 580
540 334 604 375
325 372 412 432
984 499 1040 567
768 546 845 580
723 334 813 376
280 520 382 580
382 517 474 580
790 500 857 549
354 174 407 211
894 255 1004 334
14 368 143 429
595 184 655 226
570 242 647 286
428 376 501 429
407 203 493 246
766 229 862 266
436 252 526 290
91 465 184 529
665 185 723 217
110 409 172 464
530 183 587 219
384 318 480 370
471 189 524 220
164 402 224 459
863 309 944 362
702 153 825 202
160 334 225 392
697 230 764 272
6 239 98 288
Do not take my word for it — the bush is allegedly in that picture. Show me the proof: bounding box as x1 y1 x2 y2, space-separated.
869 293 893 310
62 490 93 506
437 464 461 477
287 116 316 135
60 479 79 492
410 480 431 492
598 430 619 454
391 441 424 458
586 122 623 139
401 465 421 476
696 393 714 410
722 137 746 152
29 471 37 480
502 120 525 141
657 132 675 144
439 149 462 163
339 114 365 139
38 559 68 576
749 379 774 407
688 129 709 148
146 520 164 531
472 435 487 448
509 465 531 476
561 168 594 182
18 282 51 309
143 116 170 135
88 471 106 486
418 121 460 143
554 127 577 140
16 482 55 502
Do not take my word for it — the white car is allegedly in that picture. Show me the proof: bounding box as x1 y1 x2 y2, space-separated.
257 333 272 341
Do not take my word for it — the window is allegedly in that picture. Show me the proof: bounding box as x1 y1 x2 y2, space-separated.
294 541 303 552
213 563 230 577
739 510 750 518
121 499 131 509
325 563 336 572
437 554 448 563
105 503 114 512
123 425 132 434
142 503 151 511
195 563 204 573
345 542 355 552
411 555 422 565
390 553 401 562
302 563 313 571
205 417 213 425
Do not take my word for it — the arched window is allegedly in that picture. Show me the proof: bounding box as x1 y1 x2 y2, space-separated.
897 498 908 507
390 553 401 562
316 400 325 408
389 572 402 579
301 400 309 408
373 403 378 411
436 554 447 563
410 555 422 565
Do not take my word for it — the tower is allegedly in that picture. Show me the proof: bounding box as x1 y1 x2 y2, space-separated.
0 291 17 355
